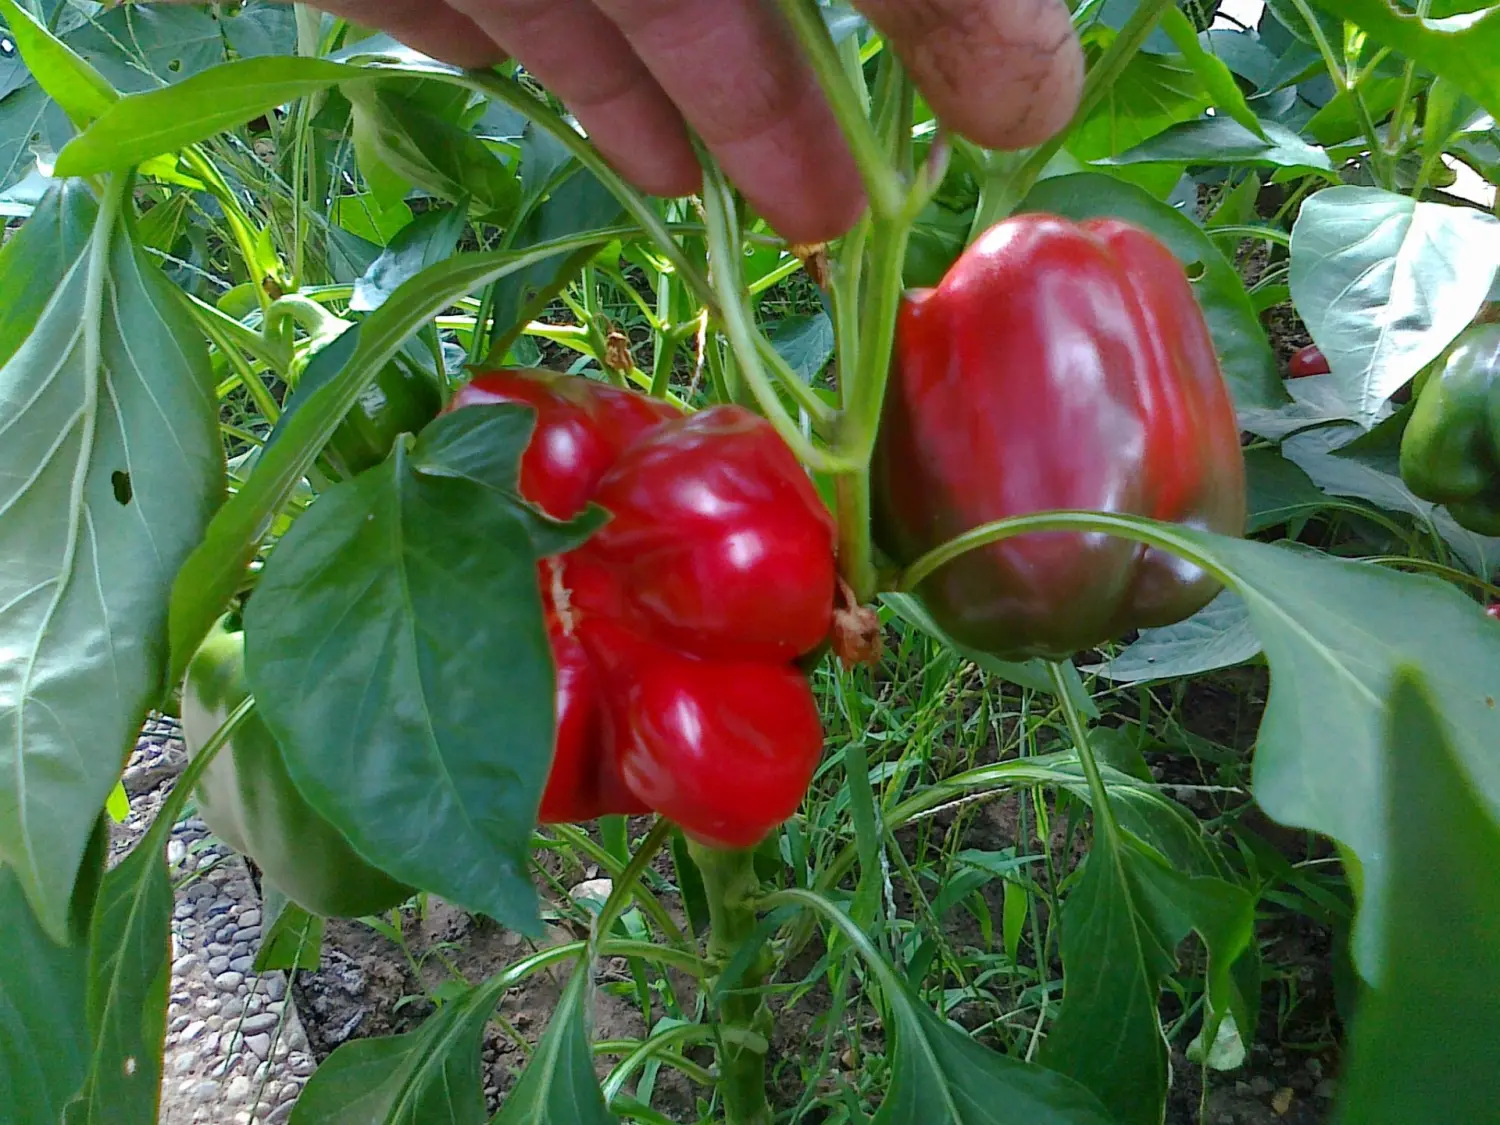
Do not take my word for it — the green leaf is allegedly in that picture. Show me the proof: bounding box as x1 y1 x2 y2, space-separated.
64 5 226 93
1159 9 1267 139
1303 75 1405 146
1236 372 1362 440
1308 0 1500 122
1019 172 1285 410
346 83 518 223
55 56 356 175
352 204 467 313
874 973 1117 1124
1068 49 1209 166
292 973 507 1124
1173 527 1500 974
1335 666 1500 1123
62 830 173 1124
1040 830 1175 1125
1084 590 1261 684
765 313 834 386
1289 186 1500 420
0 863 89 1124
1103 116 1334 176
0 178 93 365
166 230 625 694
331 192 413 247
0 80 73 193
254 884 324 973
1244 446 1330 532
0 179 223 943
0 0 115 128
243 414 556 932
492 964 614 1124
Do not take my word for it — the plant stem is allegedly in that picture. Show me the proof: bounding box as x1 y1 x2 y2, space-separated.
689 841 773 1125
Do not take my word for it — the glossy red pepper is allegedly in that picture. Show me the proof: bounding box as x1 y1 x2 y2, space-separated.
448 370 833 847
872 214 1246 660
1288 344 1331 378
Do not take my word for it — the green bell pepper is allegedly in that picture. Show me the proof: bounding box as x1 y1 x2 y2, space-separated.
324 358 444 477
1400 322 1500 536
182 618 413 918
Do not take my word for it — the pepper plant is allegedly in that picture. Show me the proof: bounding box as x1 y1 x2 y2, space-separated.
2 1 1500 1124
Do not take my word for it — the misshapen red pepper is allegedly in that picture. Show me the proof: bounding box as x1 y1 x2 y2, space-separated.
448 371 833 848
872 214 1246 660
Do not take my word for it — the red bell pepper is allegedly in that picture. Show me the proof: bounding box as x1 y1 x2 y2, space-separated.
1288 344 1331 378
448 371 833 848
872 213 1246 660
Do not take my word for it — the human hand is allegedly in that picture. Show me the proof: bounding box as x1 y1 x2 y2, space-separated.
261 0 1084 242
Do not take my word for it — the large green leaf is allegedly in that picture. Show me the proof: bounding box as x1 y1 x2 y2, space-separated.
55 56 357 176
1159 9 1267 139
0 179 222 942
352 204 467 312
1171 528 1500 974
243 409 582 932
0 863 89 1124
1309 0 1500 121
346 83 519 223
0 0 115 127
492 963 614 1124
1289 185 1500 420
0 80 72 192
1019 172 1284 410
1102 116 1333 176
166 230 628 693
62 826 173 1125
1335 667 1500 1123
1069 49 1208 164
291 973 509 1124
1084 590 1260 684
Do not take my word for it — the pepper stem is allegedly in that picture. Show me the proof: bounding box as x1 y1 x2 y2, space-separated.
688 840 774 1125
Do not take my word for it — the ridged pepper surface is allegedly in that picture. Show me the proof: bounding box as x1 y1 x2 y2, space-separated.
872 213 1247 660
449 370 834 848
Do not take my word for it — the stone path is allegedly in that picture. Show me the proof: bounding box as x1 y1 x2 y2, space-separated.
114 716 314 1125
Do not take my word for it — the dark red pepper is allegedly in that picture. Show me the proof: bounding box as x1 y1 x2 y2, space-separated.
872 214 1246 660
1288 344 1331 378
448 370 833 848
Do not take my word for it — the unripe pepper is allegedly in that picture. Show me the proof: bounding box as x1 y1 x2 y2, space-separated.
447 370 833 848
324 358 443 476
182 619 414 917
1399 322 1500 536
872 213 1246 660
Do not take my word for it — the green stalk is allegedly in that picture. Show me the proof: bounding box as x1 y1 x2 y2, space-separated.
689 842 774 1125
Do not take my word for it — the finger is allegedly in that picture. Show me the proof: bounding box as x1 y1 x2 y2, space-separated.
856 0 1084 149
445 0 700 198
590 0 865 244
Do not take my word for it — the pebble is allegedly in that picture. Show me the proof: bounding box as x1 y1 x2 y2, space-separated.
234 928 261 945
195 996 219 1017
175 954 201 974
214 971 244 990
174 900 196 921
208 941 232 956
238 909 261 928
229 955 255 975
245 1034 273 1060
207 896 235 916
170 1015 192 1034
241 1013 280 1035
196 854 219 871
210 1053 243 1078
168 840 186 866
172 1052 198 1076
207 956 231 975
225 1075 252 1102
266 1101 295 1124
289 1053 315 1077
264 976 286 1002
179 1021 206 1044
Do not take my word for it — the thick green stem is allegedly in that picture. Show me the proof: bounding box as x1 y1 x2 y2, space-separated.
689 842 773 1125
